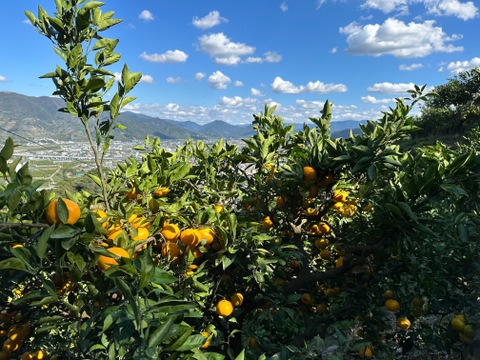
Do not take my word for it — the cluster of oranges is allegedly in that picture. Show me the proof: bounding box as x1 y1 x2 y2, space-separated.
384 291 412 331
159 223 215 261
451 314 475 344
216 292 244 318
0 310 45 360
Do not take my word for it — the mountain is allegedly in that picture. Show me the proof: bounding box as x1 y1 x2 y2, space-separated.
0 91 364 142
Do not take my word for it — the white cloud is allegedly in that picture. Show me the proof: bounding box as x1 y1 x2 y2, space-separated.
215 55 242 65
442 57 480 74
360 0 478 20
197 33 255 64
234 80 244 87
195 72 206 80
425 0 478 20
140 50 188 63
340 18 463 58
361 95 395 104
208 71 231 89
140 74 154 83
316 0 327 9
330 47 338 54
280 2 289 12
192 11 228 30
139 10 155 21
361 0 408 14
368 82 416 94
245 57 263 64
251 88 264 96
264 51 282 63
0 75 7 82
272 76 347 94
166 76 182 84
399 63 424 71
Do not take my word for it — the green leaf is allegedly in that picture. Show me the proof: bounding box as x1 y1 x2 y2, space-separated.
0 138 14 160
51 226 78 239
87 173 103 187
151 268 178 284
175 333 206 351
0 258 27 271
234 349 246 360
82 1 105 11
166 326 193 351
148 316 176 348
114 277 140 329
36 225 55 260
367 164 377 181
139 250 155 289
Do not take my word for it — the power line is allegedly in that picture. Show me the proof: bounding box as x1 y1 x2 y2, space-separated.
0 124 52 150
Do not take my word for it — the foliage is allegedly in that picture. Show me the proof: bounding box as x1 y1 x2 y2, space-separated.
414 67 480 138
1 89 479 358
25 0 141 210
0 2 478 360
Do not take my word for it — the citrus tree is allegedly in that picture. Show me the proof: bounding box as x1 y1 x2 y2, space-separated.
1 1 479 360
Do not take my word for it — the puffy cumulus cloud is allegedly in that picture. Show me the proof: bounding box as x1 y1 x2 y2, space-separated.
330 47 338 54
280 2 289 12
195 72 206 80
197 33 255 64
251 88 264 96
0 75 7 82
208 71 231 89
340 18 463 58
441 57 480 74
192 11 228 30
361 95 395 104
166 76 182 84
399 63 424 71
234 80 244 87
368 82 416 93
245 57 263 64
425 0 478 21
140 74 154 84
272 76 347 94
139 10 155 21
140 50 188 63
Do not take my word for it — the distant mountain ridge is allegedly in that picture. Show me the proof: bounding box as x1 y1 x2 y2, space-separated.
0 91 364 142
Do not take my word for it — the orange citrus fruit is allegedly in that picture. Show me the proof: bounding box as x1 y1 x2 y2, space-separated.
451 316 466 332
161 242 182 260
45 198 81 225
152 186 170 198
161 223 180 242
97 247 130 270
303 166 318 184
385 299 400 312
92 209 109 228
260 216 274 230
199 228 215 245
300 293 313 305
131 227 149 241
396 317 411 330
180 228 201 247
332 189 349 203
216 299 234 317
230 292 244 307
200 331 212 349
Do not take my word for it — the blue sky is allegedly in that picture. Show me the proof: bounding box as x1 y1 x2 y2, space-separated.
1 0 479 125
